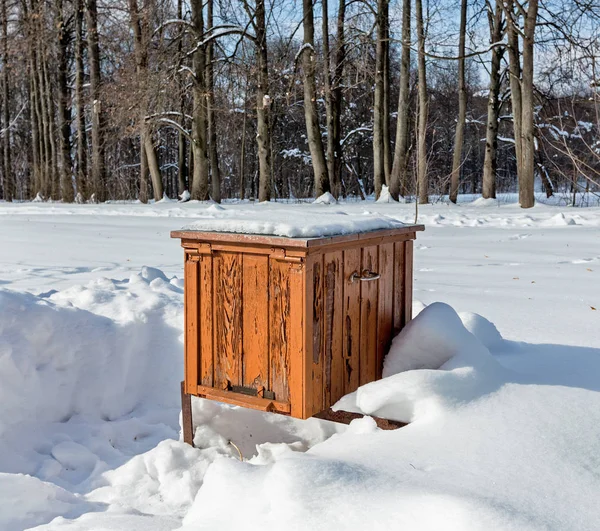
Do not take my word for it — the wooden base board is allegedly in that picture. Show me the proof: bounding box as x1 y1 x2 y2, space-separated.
180 384 406 448
313 408 407 430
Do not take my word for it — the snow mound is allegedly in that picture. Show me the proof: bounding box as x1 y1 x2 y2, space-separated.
313 192 337 204
382 302 485 376
376 184 399 203
543 212 577 226
471 197 499 207
179 190 191 202
459 311 504 351
0 269 183 433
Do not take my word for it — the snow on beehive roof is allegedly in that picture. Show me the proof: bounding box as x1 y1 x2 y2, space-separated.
180 202 408 238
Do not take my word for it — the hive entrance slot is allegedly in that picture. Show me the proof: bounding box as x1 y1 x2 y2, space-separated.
230 384 275 401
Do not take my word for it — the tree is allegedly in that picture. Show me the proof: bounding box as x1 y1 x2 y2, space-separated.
415 0 429 204
301 0 329 197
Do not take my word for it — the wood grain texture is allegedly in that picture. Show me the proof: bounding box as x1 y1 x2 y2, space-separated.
288 262 305 418
324 251 344 406
311 255 324 414
393 240 406 335
184 254 199 394
342 248 361 394
242 254 269 390
377 242 394 379
359 245 379 385
403 240 414 326
213 252 242 390
269 259 291 403
199 254 214 387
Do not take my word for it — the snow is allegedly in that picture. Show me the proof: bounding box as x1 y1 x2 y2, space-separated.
375 184 400 203
313 192 337 204
181 205 407 237
0 196 599 530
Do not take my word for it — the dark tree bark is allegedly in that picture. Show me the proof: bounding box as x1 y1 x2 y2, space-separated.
206 0 221 202
86 0 107 201
390 0 410 199
1 0 12 200
415 0 429 204
373 0 387 198
482 0 504 199
74 0 87 200
302 0 329 197
449 0 467 203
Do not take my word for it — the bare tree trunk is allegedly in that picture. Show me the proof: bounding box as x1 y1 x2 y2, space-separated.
176 0 187 196
482 0 503 199
390 0 410 199
129 0 163 201
1 0 12 200
56 0 73 202
302 0 329 197
322 0 335 194
86 0 106 201
449 0 467 203
190 0 209 200
240 101 247 200
415 0 429 204
206 0 221 202
254 0 271 202
382 0 391 185
505 0 522 196
373 0 386 198
74 0 87 200
519 0 538 208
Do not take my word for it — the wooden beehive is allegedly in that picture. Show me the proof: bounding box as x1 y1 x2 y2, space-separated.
171 225 424 423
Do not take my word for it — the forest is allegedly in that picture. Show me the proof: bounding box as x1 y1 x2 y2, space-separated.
0 0 597 206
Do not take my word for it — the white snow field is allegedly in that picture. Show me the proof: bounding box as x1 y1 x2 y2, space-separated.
0 195 599 530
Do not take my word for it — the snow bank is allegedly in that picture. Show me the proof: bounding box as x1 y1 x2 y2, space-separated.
313 192 337 204
0 268 183 433
375 184 400 203
181 302 600 530
182 206 406 238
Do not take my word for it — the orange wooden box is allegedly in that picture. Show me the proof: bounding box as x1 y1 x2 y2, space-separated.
171 225 424 421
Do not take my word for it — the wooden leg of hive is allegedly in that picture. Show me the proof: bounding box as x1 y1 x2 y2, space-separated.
313 408 406 430
181 381 194 446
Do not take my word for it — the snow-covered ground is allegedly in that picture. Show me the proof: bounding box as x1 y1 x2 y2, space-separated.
0 196 599 530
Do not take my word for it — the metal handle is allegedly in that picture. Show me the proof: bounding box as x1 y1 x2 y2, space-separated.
350 269 381 283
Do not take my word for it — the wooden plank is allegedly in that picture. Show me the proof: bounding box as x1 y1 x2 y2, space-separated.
269 259 291 403
196 385 291 414
242 254 269 390
311 254 325 414
324 251 344 407
359 245 379 385
184 254 199 395
181 381 194 446
393 241 406 336
313 408 407 430
199 254 213 387
342 248 361 395
377 242 394 379
403 240 414 327
213 252 243 390
288 262 305 418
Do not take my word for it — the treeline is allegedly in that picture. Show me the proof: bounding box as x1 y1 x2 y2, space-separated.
0 0 598 206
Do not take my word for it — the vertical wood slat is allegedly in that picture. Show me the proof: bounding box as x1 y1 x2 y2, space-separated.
312 254 325 413
393 241 406 335
199 254 213 387
359 245 379 385
377 243 394 379
304 254 324 417
242 254 269 390
403 240 414 326
324 251 344 407
343 248 361 395
288 262 305 418
213 252 242 390
184 254 199 395
269 259 291 403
